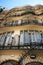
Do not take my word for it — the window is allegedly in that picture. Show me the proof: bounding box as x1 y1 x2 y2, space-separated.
26 63 42 65
31 32 35 43
8 32 14 46
0 33 6 46
15 21 18 26
12 21 15 26
41 32 43 44
35 32 41 44
1 60 18 65
24 20 28 24
3 33 7 46
0 34 3 46
9 22 13 26
21 20 25 24
12 31 20 46
30 32 41 44
24 31 30 45
34 20 38 24
0 24 4 27
18 20 21 25
14 34 19 46
32 20 38 25
11 32 15 46
5 32 12 46
38 20 42 25
31 63 41 65
20 31 24 45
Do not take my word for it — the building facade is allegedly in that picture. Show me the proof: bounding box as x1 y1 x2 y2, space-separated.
0 5 43 65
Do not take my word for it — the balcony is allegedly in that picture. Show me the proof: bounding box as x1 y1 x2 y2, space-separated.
0 31 43 50
0 19 43 28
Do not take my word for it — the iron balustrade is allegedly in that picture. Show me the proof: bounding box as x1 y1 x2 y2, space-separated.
0 20 43 28
0 31 43 50
0 43 43 50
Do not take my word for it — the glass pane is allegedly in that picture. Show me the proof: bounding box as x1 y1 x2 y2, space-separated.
13 21 15 26
31 33 35 43
18 20 21 25
24 31 30 45
12 31 20 46
14 34 19 46
5 32 12 46
0 34 3 46
20 31 24 45
7 62 13 65
31 63 40 65
2 61 18 65
0 33 7 46
41 33 43 43
26 63 41 65
35 32 41 43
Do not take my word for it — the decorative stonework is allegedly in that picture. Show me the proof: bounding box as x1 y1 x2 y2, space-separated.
22 52 43 65
0 55 20 64
0 50 43 65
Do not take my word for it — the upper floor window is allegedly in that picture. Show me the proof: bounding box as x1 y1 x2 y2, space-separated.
15 20 18 26
18 20 21 25
38 20 42 25
12 21 15 26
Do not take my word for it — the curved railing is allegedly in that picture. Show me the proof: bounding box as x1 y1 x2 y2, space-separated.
0 31 43 50
0 20 43 28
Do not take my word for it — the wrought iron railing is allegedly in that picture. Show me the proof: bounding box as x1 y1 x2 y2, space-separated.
0 43 43 50
0 20 43 28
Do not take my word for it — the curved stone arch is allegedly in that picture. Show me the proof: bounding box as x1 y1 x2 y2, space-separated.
0 59 18 65
0 54 20 64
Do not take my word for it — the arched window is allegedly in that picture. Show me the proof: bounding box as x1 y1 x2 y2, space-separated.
26 62 43 65
1 60 18 65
